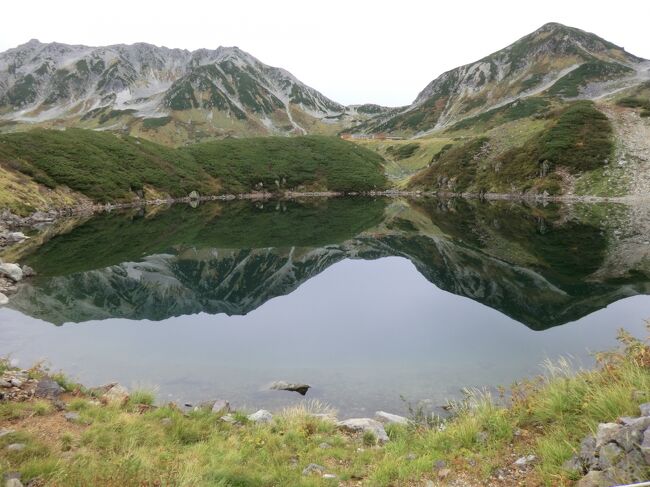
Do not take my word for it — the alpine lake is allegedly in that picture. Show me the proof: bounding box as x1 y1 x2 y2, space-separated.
1 197 649 417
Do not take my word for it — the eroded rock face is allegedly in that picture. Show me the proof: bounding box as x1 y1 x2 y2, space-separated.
569 403 650 484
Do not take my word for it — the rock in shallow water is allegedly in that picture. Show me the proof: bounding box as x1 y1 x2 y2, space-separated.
269 381 310 395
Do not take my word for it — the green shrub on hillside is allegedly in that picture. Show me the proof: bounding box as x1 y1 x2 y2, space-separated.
0 130 387 203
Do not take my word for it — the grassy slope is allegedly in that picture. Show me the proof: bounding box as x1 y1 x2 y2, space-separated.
406 101 615 195
0 130 387 211
0 330 648 486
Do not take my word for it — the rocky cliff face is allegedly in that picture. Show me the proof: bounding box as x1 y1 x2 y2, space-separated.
357 23 650 135
0 40 379 138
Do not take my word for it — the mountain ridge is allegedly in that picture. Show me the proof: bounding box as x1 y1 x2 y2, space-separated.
355 22 649 135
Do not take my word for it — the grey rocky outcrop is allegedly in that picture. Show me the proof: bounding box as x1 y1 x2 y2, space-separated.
566 402 650 485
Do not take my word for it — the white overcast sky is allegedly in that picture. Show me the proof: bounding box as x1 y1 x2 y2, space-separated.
1 0 648 107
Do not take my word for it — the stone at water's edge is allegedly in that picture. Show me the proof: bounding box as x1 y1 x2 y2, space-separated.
375 410 409 425
34 378 64 399
0 263 23 282
102 384 129 405
337 418 389 443
211 399 230 414
0 292 8 305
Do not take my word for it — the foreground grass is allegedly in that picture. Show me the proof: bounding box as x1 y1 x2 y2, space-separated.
0 328 648 486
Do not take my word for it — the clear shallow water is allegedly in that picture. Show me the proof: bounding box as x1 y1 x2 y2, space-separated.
1 198 649 416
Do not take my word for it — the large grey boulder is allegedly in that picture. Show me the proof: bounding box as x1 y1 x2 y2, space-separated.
337 418 389 443
269 381 310 396
0 264 23 282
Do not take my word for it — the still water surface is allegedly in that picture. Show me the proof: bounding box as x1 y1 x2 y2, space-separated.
0 198 648 415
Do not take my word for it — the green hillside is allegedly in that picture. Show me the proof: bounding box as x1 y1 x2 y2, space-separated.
0 129 387 211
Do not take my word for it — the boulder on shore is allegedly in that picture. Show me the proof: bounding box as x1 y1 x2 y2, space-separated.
248 409 273 423
375 411 409 425
0 263 23 282
337 418 389 443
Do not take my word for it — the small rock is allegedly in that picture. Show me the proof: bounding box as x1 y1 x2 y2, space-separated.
318 442 331 449
434 459 447 470
53 399 67 411
577 470 610 487
476 431 489 444
405 452 417 461
375 411 409 425
437 468 451 479
269 381 310 396
160 418 172 426
0 263 23 282
639 402 650 417
322 473 337 479
595 422 620 447
0 293 8 306
0 428 15 437
220 414 236 424
425 482 435 487
514 454 536 467
34 378 64 399
248 409 273 424
102 384 129 405
6 443 25 452
5 479 23 487
64 412 80 422
337 418 389 443
9 379 22 388
597 442 623 469
211 399 230 414
21 265 35 278
641 427 650 463
302 463 325 476
0 379 11 388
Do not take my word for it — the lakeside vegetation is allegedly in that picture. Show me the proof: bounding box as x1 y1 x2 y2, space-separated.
407 101 614 195
0 129 387 213
1 327 648 486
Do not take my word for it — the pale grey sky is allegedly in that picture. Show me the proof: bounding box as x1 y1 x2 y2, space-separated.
1 0 648 106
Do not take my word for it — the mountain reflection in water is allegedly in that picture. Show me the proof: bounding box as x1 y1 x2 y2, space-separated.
4 197 650 330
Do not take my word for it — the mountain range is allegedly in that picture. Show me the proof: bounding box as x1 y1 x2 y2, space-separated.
0 39 388 141
1 22 649 203
1 23 648 140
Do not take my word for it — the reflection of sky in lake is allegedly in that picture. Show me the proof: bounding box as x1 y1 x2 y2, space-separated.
1 256 648 416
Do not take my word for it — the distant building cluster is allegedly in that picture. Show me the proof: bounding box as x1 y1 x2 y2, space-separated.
340 133 402 140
